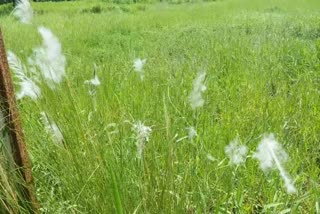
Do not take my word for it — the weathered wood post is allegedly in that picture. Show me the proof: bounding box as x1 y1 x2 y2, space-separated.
0 28 39 212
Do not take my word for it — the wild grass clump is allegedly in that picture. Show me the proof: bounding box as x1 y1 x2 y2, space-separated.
1 0 320 213
81 5 103 14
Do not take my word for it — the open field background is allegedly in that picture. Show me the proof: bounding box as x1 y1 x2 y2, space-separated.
1 0 320 213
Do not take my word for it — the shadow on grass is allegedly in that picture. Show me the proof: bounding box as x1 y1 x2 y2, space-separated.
0 4 13 18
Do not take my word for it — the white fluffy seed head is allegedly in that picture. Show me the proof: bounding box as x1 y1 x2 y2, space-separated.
254 134 288 171
188 71 207 110
84 75 100 86
132 121 152 143
133 58 146 72
7 51 41 100
7 51 26 76
13 0 33 24
40 112 64 144
254 133 297 194
29 27 66 88
16 79 41 100
186 126 197 140
85 63 100 86
133 58 147 80
132 121 152 158
224 138 248 165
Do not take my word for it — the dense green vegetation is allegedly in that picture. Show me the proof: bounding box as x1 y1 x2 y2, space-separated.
1 0 320 213
0 0 217 6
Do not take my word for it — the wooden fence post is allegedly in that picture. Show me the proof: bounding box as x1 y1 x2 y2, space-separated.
0 28 39 213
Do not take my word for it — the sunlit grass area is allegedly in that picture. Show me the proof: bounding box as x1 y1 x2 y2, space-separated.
1 0 320 212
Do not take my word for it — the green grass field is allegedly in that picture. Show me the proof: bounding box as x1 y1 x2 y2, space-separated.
1 0 320 213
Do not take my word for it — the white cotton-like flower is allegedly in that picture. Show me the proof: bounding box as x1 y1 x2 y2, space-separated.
85 74 100 97
84 64 100 86
254 133 297 194
13 0 33 24
7 51 40 100
16 79 40 100
84 75 100 86
132 121 152 158
7 51 26 75
133 58 147 80
29 27 66 88
85 64 100 112
224 138 248 165
254 134 288 171
133 58 146 72
186 126 197 140
176 126 198 143
40 112 64 144
188 71 207 110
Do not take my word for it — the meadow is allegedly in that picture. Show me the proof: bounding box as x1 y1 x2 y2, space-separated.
0 0 320 213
